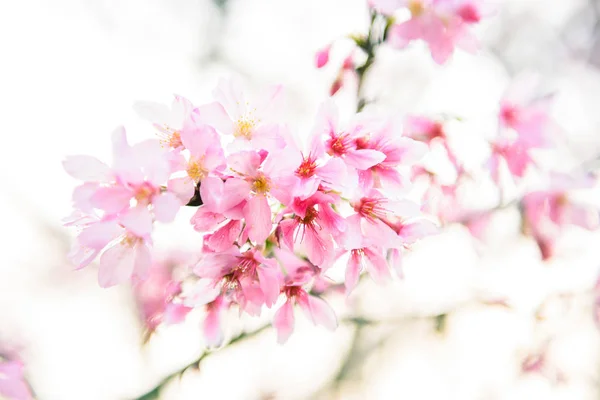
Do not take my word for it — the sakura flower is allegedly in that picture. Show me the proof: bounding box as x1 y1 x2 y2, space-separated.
522 173 599 260
0 359 33 400
499 75 555 148
192 248 283 315
63 127 181 222
223 149 299 242
272 249 337 343
312 100 386 175
197 77 286 151
388 0 484 64
167 122 227 204
133 94 197 151
354 118 427 194
278 192 346 269
67 208 154 287
132 254 192 333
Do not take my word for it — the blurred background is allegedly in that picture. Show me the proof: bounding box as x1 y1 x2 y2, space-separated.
2 0 600 399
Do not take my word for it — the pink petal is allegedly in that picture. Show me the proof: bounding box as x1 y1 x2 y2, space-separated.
298 295 338 331
132 139 171 185
98 243 135 287
243 195 272 243
133 243 152 281
399 219 438 244
345 251 362 296
200 176 250 213
72 182 99 213
180 123 218 158
278 219 297 251
203 305 224 347
304 226 334 268
256 265 282 307
273 300 295 344
390 248 403 279
197 101 234 136
363 248 391 284
63 155 111 182
167 177 196 205
67 243 100 270
213 77 246 119
205 220 242 252
78 220 121 249
90 186 132 214
0 361 33 400
227 151 261 177
316 157 347 190
345 149 386 170
153 192 180 223
184 279 221 306
190 207 227 232
119 206 153 237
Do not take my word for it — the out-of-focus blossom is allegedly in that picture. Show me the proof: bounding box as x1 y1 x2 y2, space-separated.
133 253 192 334
0 359 33 400
522 173 599 260
386 0 487 64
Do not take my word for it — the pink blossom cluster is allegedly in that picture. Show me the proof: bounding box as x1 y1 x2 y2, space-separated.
371 0 488 63
63 78 435 343
0 359 33 400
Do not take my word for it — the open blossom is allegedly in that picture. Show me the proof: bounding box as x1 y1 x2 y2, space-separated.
387 0 485 64
523 173 599 260
133 94 198 151
278 192 346 269
489 76 557 183
63 127 181 222
0 359 33 400
167 121 227 204
197 77 286 151
272 249 337 343
191 248 283 316
133 253 192 333
354 118 427 194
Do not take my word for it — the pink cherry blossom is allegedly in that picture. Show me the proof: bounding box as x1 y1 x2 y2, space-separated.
354 118 427 194
167 121 227 204
0 360 33 400
272 250 337 343
278 193 345 269
197 77 286 151
64 127 181 222
193 248 283 315
523 173 599 260
132 253 192 332
387 0 483 64
133 94 198 151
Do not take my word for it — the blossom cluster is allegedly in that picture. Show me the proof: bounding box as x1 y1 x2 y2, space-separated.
63 78 436 344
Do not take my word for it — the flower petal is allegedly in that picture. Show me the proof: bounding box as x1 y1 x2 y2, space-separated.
63 155 111 182
153 192 180 223
273 300 295 344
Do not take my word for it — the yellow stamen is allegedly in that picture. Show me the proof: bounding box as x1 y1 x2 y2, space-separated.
187 158 208 183
252 174 270 194
408 0 425 17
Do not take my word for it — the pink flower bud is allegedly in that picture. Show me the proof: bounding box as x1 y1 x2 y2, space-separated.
315 45 331 68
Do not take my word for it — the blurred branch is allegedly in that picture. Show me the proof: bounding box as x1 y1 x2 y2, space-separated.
133 323 271 400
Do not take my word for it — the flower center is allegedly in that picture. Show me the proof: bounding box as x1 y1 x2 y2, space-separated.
408 0 425 17
121 233 141 247
296 157 317 178
327 133 351 156
234 117 256 139
187 158 208 183
252 174 271 194
302 207 319 224
134 183 158 205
